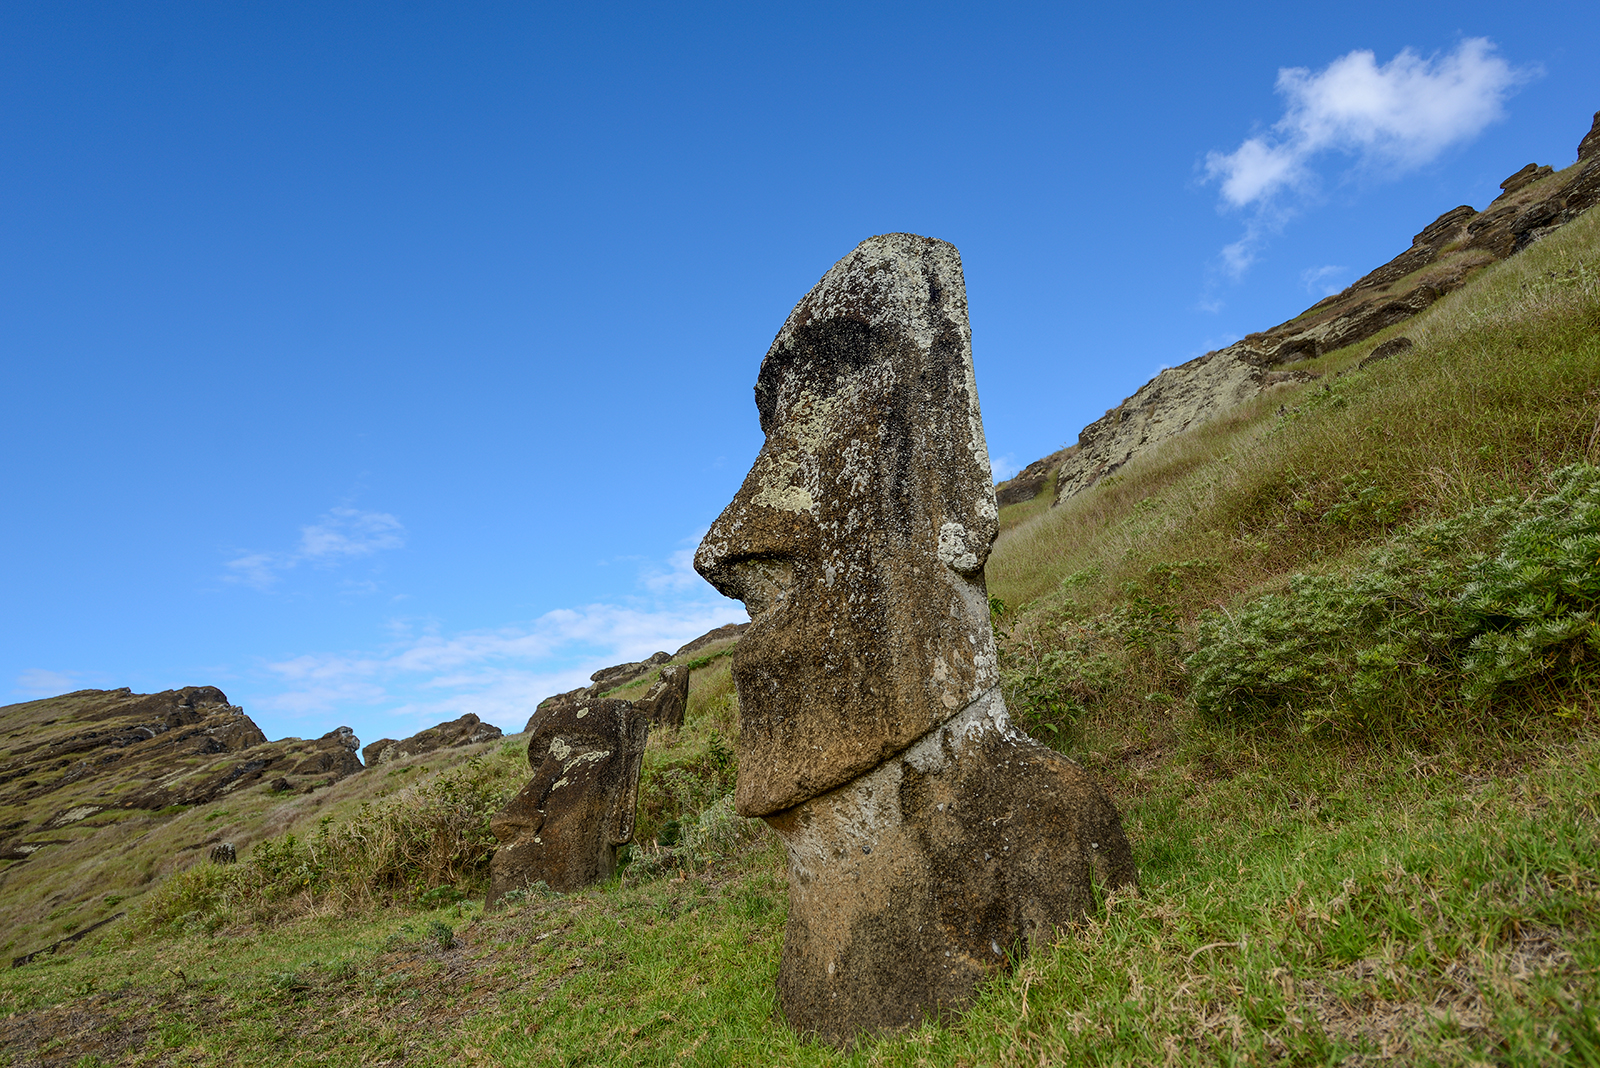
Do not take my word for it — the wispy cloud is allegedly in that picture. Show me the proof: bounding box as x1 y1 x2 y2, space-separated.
254 599 747 736
16 668 85 696
225 507 406 590
990 454 1020 482
1203 38 1531 276
1301 264 1349 296
641 535 705 593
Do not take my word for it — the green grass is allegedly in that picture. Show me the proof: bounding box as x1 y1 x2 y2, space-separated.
3 200 1598 1065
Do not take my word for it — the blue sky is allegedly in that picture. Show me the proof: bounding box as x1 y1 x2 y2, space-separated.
4 2 1598 749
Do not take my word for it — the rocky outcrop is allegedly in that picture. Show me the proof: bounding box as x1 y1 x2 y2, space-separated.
995 447 1073 506
361 713 503 766
0 687 367 871
695 234 1135 1044
673 621 749 658
1577 109 1600 164
1038 110 1600 507
587 652 671 694
487 697 649 901
0 687 367 815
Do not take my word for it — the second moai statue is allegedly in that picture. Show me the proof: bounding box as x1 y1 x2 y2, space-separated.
486 696 650 903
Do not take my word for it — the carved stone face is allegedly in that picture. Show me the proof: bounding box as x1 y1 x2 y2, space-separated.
694 234 1001 818
486 696 649 899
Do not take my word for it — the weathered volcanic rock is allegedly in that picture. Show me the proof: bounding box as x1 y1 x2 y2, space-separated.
1579 110 1600 163
588 652 671 694
1497 163 1555 200
995 447 1073 506
362 738 398 766
674 621 749 658
362 713 503 765
0 686 369 845
487 697 650 901
695 234 1135 1044
635 664 690 729
769 693 1135 1043
1042 109 1600 507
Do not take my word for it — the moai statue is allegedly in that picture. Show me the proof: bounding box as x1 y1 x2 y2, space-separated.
635 664 691 729
695 233 1137 1045
487 696 650 902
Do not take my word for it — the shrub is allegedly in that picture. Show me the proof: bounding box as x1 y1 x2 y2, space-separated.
137 751 525 933
1188 464 1600 730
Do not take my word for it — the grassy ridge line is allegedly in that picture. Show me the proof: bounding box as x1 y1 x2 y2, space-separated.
989 204 1600 617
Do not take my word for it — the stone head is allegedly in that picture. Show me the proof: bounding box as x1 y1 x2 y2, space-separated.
694 234 1001 818
524 696 648 846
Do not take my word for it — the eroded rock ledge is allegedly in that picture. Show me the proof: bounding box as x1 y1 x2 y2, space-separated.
993 108 1600 507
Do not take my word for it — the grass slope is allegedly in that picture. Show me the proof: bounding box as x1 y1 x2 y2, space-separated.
3 213 1598 1066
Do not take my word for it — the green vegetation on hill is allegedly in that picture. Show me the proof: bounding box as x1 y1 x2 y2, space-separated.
2 209 1598 1065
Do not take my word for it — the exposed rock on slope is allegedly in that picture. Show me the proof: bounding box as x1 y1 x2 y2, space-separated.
993 109 1600 508
361 713 503 767
0 686 364 871
0 687 363 817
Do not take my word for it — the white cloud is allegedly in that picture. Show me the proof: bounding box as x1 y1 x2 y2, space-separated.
16 668 84 696
253 598 747 736
1207 39 1526 208
641 541 704 593
1301 264 1349 296
300 508 405 561
224 507 406 589
990 454 1019 482
1203 39 1531 277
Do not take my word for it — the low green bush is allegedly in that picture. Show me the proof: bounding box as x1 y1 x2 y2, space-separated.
138 752 524 933
1188 464 1600 730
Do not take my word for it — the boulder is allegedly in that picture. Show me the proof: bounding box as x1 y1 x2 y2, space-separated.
209 843 237 864
487 697 650 901
363 714 503 765
1359 335 1414 369
694 234 1135 1044
362 738 398 766
673 622 749 658
1579 110 1600 164
321 726 359 751
1494 163 1554 200
635 664 690 729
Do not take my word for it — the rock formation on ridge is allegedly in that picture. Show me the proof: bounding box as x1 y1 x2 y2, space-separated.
695 233 1136 1045
361 712 503 766
993 108 1600 508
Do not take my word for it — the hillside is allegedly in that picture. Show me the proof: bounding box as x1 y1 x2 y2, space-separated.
996 108 1600 509
2 113 1599 1065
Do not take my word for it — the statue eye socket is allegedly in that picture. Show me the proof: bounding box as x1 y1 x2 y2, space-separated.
755 320 879 435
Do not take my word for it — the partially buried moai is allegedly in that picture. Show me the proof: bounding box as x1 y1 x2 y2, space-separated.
486 696 650 903
694 233 1137 1045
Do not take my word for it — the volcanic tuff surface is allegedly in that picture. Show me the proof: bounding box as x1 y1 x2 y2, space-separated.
995 108 1600 507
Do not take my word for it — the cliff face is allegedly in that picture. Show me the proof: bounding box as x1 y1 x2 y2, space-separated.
995 109 1600 508
0 687 364 844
